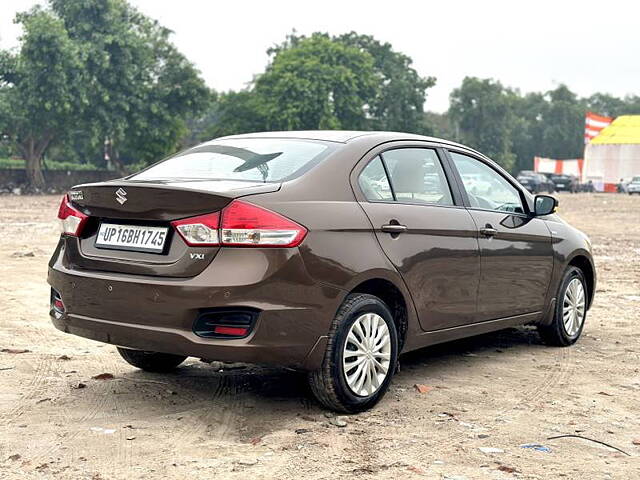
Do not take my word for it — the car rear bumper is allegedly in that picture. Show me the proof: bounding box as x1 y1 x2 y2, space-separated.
47 242 344 370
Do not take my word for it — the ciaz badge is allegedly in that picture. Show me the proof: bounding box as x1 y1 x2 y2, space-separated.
68 190 84 201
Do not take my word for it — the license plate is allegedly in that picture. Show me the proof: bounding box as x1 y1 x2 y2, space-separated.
555 183 564 187
95 223 169 253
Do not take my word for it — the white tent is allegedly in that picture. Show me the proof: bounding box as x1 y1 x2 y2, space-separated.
583 115 640 192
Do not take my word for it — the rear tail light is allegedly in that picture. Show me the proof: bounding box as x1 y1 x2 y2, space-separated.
171 212 220 246
220 200 307 247
171 200 307 248
51 288 65 315
57 194 88 236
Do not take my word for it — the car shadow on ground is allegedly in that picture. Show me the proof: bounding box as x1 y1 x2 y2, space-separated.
119 327 544 408
51 326 547 442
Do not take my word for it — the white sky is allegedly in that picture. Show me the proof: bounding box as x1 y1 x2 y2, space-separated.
1 0 639 112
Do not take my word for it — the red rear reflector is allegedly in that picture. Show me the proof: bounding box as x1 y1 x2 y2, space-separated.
53 298 65 311
213 326 248 336
57 194 88 236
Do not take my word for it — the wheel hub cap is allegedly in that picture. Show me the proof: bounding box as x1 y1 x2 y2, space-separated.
342 313 391 397
563 278 586 336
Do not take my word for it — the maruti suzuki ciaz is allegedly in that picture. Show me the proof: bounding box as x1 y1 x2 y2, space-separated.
48 131 595 412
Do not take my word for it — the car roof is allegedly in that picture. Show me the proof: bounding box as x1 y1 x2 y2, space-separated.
214 130 471 149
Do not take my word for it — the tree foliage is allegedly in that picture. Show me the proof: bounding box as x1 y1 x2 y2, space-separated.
0 7 86 189
255 33 378 130
0 0 209 188
2 3 639 189
447 77 640 172
49 0 210 172
449 77 517 171
337 33 436 133
195 31 437 140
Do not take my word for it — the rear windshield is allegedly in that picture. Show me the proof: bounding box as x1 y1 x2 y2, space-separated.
132 138 334 183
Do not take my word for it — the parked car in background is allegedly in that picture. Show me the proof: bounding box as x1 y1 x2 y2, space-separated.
48 131 596 412
516 171 555 193
578 180 595 193
627 176 640 195
549 174 579 193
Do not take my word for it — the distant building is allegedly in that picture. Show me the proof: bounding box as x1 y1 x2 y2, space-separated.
583 115 640 192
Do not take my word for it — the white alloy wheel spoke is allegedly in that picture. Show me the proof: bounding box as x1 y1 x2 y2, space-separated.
562 278 586 336
342 313 392 397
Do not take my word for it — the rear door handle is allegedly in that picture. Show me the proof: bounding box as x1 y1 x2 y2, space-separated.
479 225 498 237
381 224 408 234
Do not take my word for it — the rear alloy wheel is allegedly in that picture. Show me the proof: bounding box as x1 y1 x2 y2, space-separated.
117 347 187 372
308 294 398 413
538 266 588 346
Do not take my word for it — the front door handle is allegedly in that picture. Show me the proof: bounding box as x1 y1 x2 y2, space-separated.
479 224 498 237
381 224 408 234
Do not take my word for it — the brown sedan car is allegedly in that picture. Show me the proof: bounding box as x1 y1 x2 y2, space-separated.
48 131 595 412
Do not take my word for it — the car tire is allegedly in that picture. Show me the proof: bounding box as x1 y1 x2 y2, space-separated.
117 347 187 372
308 293 399 413
538 266 588 346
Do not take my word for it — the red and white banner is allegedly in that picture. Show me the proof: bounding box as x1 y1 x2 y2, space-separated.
585 112 612 144
534 157 584 177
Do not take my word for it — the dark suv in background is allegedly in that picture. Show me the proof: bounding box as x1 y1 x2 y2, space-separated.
516 171 555 193
549 174 579 193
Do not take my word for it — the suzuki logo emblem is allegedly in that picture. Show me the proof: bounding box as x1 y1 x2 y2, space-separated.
115 188 127 205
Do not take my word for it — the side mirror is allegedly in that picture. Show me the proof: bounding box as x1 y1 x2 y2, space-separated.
534 194 558 216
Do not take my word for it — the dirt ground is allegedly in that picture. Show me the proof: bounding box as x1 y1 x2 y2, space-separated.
0 193 638 480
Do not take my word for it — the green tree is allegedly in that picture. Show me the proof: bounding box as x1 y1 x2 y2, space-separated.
422 111 456 140
0 8 86 190
448 77 516 170
511 92 547 172
202 90 267 139
540 85 584 159
49 0 210 172
585 93 625 117
337 32 436 133
586 92 640 117
254 33 378 130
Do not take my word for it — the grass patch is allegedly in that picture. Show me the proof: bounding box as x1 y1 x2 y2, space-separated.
0 158 106 171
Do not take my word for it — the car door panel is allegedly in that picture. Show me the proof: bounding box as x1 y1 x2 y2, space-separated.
467 209 553 321
359 202 481 331
447 150 554 322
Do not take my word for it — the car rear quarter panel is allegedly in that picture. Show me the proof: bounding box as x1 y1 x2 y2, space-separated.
243 140 424 351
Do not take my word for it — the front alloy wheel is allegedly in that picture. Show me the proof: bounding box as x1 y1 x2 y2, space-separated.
538 266 588 346
562 277 586 336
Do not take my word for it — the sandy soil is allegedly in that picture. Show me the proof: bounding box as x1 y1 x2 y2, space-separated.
0 193 638 480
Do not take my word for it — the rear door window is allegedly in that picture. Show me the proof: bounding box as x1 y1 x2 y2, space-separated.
382 148 453 206
358 156 394 201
